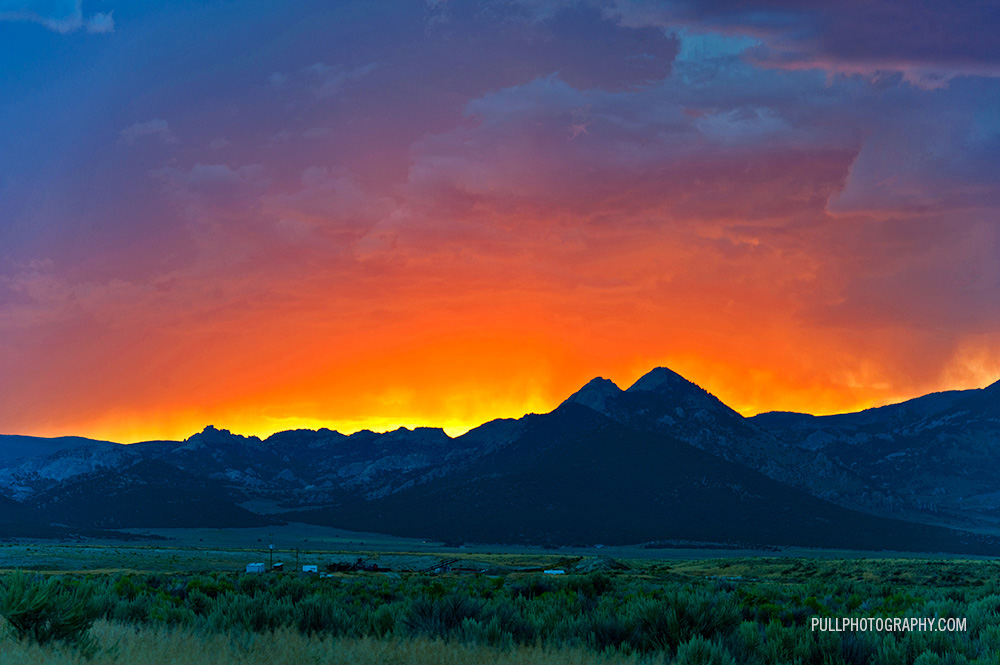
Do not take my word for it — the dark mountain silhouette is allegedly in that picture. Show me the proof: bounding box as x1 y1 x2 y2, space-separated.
0 494 150 541
751 379 1000 527
562 368 879 512
3 368 1000 551
28 460 279 529
0 494 44 527
286 403 998 554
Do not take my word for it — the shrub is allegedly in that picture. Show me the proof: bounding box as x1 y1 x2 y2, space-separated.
585 610 633 652
237 573 268 596
674 635 736 665
508 577 556 599
630 588 741 653
914 652 943 665
209 591 292 633
113 575 138 601
404 593 484 638
111 595 153 624
841 633 879 665
727 621 762 663
482 601 537 645
186 588 212 616
364 603 397 638
294 594 355 636
458 615 512 647
0 572 99 656
273 575 311 603
186 575 234 599
566 573 613 598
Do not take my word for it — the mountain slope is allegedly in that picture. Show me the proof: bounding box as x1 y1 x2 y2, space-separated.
0 494 150 540
28 460 280 529
0 435 118 463
0 494 44 527
289 403 997 554
751 380 1000 526
562 369 880 512
5 368 1000 548
0 424 483 508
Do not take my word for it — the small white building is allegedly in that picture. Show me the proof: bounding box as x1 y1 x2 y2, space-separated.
246 562 266 573
302 565 318 573
543 569 566 575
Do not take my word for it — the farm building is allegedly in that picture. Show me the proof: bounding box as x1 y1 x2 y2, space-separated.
245 562 265 573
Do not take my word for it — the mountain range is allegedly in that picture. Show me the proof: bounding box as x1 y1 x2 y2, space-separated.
2 367 999 554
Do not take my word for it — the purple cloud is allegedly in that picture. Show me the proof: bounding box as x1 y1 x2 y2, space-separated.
611 0 1000 86
120 119 176 145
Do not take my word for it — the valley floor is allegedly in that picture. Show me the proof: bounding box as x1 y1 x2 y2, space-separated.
3 522 993 576
2 534 1000 664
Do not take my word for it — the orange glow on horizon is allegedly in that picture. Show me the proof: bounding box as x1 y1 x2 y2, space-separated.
7 218 1000 445
4 134 999 445
15 342 998 444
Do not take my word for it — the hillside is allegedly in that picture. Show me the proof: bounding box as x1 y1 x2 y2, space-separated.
4 368 1000 552
287 404 998 553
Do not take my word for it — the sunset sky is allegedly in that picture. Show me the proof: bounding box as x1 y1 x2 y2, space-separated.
2 0 1000 443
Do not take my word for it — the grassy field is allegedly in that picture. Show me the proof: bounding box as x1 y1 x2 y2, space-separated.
0 623 676 665
2 533 1000 665
3 521 985 575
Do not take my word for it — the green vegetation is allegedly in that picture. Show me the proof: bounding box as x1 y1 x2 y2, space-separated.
0 571 100 656
1 557 998 664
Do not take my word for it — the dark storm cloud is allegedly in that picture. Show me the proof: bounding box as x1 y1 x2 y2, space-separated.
613 0 1000 86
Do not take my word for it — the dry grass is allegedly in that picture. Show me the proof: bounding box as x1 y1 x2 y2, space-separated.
1 620 668 665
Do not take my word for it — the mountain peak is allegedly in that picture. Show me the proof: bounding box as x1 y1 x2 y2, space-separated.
562 377 622 414
185 425 262 447
626 367 695 393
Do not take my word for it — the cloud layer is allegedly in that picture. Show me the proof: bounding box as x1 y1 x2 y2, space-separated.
2 0 999 441
0 0 112 32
